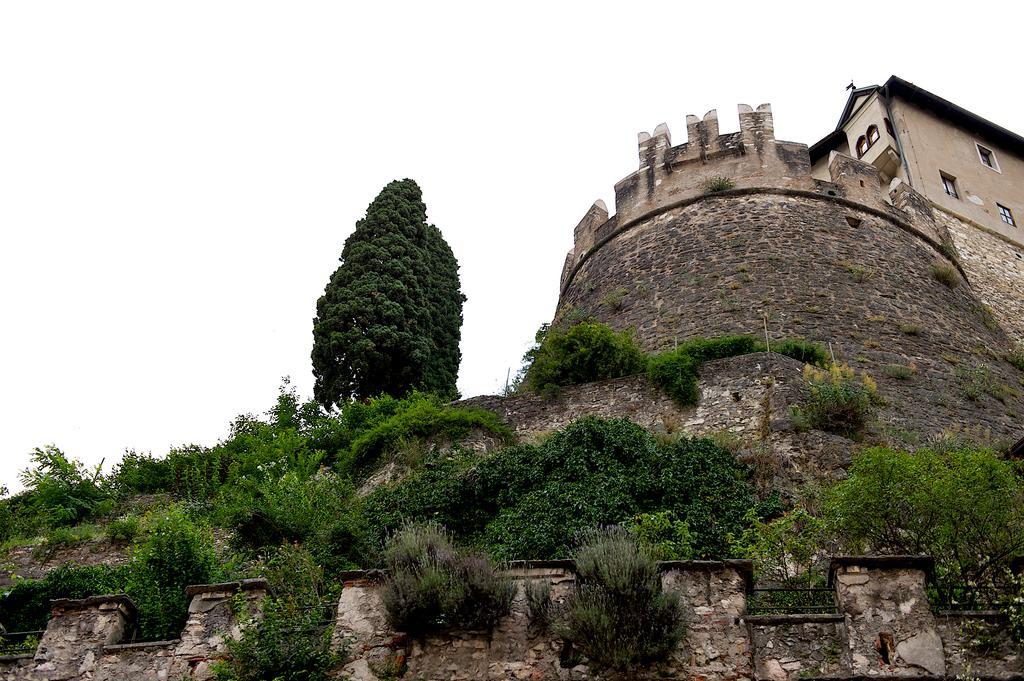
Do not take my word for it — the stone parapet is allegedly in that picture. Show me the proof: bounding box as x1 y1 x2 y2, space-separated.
3 559 1022 680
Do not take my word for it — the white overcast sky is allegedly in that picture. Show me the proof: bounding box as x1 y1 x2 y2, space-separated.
3 1 1023 490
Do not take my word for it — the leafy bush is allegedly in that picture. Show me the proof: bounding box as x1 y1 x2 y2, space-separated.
793 363 880 436
625 511 694 561
647 349 701 405
730 506 824 585
559 528 684 672
18 445 109 527
36 523 101 556
222 470 366 571
214 545 341 681
772 339 830 367
525 322 648 394
931 262 960 288
648 335 761 406
106 514 142 542
126 506 219 640
1004 574 1024 645
362 417 771 561
109 451 173 496
349 393 512 470
822 446 1024 586
380 523 514 634
0 563 128 631
701 176 735 193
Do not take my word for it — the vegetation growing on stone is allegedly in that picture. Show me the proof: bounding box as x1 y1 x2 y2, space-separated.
790 363 881 437
214 544 342 681
734 443 1024 590
361 417 776 561
379 522 514 634
931 261 960 288
0 563 129 631
125 507 220 640
701 176 736 193
524 321 648 395
558 527 684 672
311 179 464 406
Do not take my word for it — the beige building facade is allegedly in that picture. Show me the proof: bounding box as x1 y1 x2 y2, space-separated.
812 76 1024 344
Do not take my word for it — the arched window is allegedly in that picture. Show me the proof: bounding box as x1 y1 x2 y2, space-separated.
856 136 869 158
867 125 880 145
884 118 894 136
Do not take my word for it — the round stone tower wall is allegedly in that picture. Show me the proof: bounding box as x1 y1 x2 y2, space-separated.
555 105 1023 440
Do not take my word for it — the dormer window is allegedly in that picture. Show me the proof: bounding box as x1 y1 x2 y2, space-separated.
976 143 1000 171
856 136 869 158
867 125 880 145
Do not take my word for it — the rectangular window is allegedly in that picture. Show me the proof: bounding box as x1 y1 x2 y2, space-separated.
940 172 959 199
976 143 1000 171
998 203 1016 226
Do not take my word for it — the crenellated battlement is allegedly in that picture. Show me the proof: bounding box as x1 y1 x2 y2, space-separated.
559 104 961 292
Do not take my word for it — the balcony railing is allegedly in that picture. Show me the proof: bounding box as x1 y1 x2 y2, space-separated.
747 588 837 616
928 585 1013 612
0 630 43 656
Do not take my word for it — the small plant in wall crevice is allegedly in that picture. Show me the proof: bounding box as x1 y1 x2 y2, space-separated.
701 176 736 193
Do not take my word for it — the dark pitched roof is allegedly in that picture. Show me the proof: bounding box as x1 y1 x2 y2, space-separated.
809 76 1024 164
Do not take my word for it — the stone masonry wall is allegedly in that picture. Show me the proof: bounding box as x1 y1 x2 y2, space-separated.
461 353 858 489
940 206 1024 347
557 183 1024 442
0 579 267 681
554 105 1023 443
3 559 1022 681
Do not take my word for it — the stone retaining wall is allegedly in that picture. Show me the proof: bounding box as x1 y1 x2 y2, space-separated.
5 558 1021 680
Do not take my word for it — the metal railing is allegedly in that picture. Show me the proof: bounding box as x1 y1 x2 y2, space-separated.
0 630 43 656
928 585 1012 612
747 587 838 615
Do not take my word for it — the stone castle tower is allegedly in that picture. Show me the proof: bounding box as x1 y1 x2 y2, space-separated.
551 103 1022 442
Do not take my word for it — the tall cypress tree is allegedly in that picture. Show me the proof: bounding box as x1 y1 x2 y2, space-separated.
312 179 464 407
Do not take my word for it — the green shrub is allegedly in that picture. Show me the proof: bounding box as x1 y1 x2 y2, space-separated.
35 524 101 558
647 350 701 405
0 563 128 631
222 470 366 571
822 446 1024 586
214 545 341 681
729 506 824 585
109 451 173 496
772 339 830 367
559 528 684 672
794 363 881 436
379 523 514 635
1004 574 1024 644
648 335 761 406
362 417 771 561
931 262 960 288
625 511 694 561
18 445 109 527
126 506 219 640
349 394 511 470
701 176 735 193
106 514 142 542
525 322 648 394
